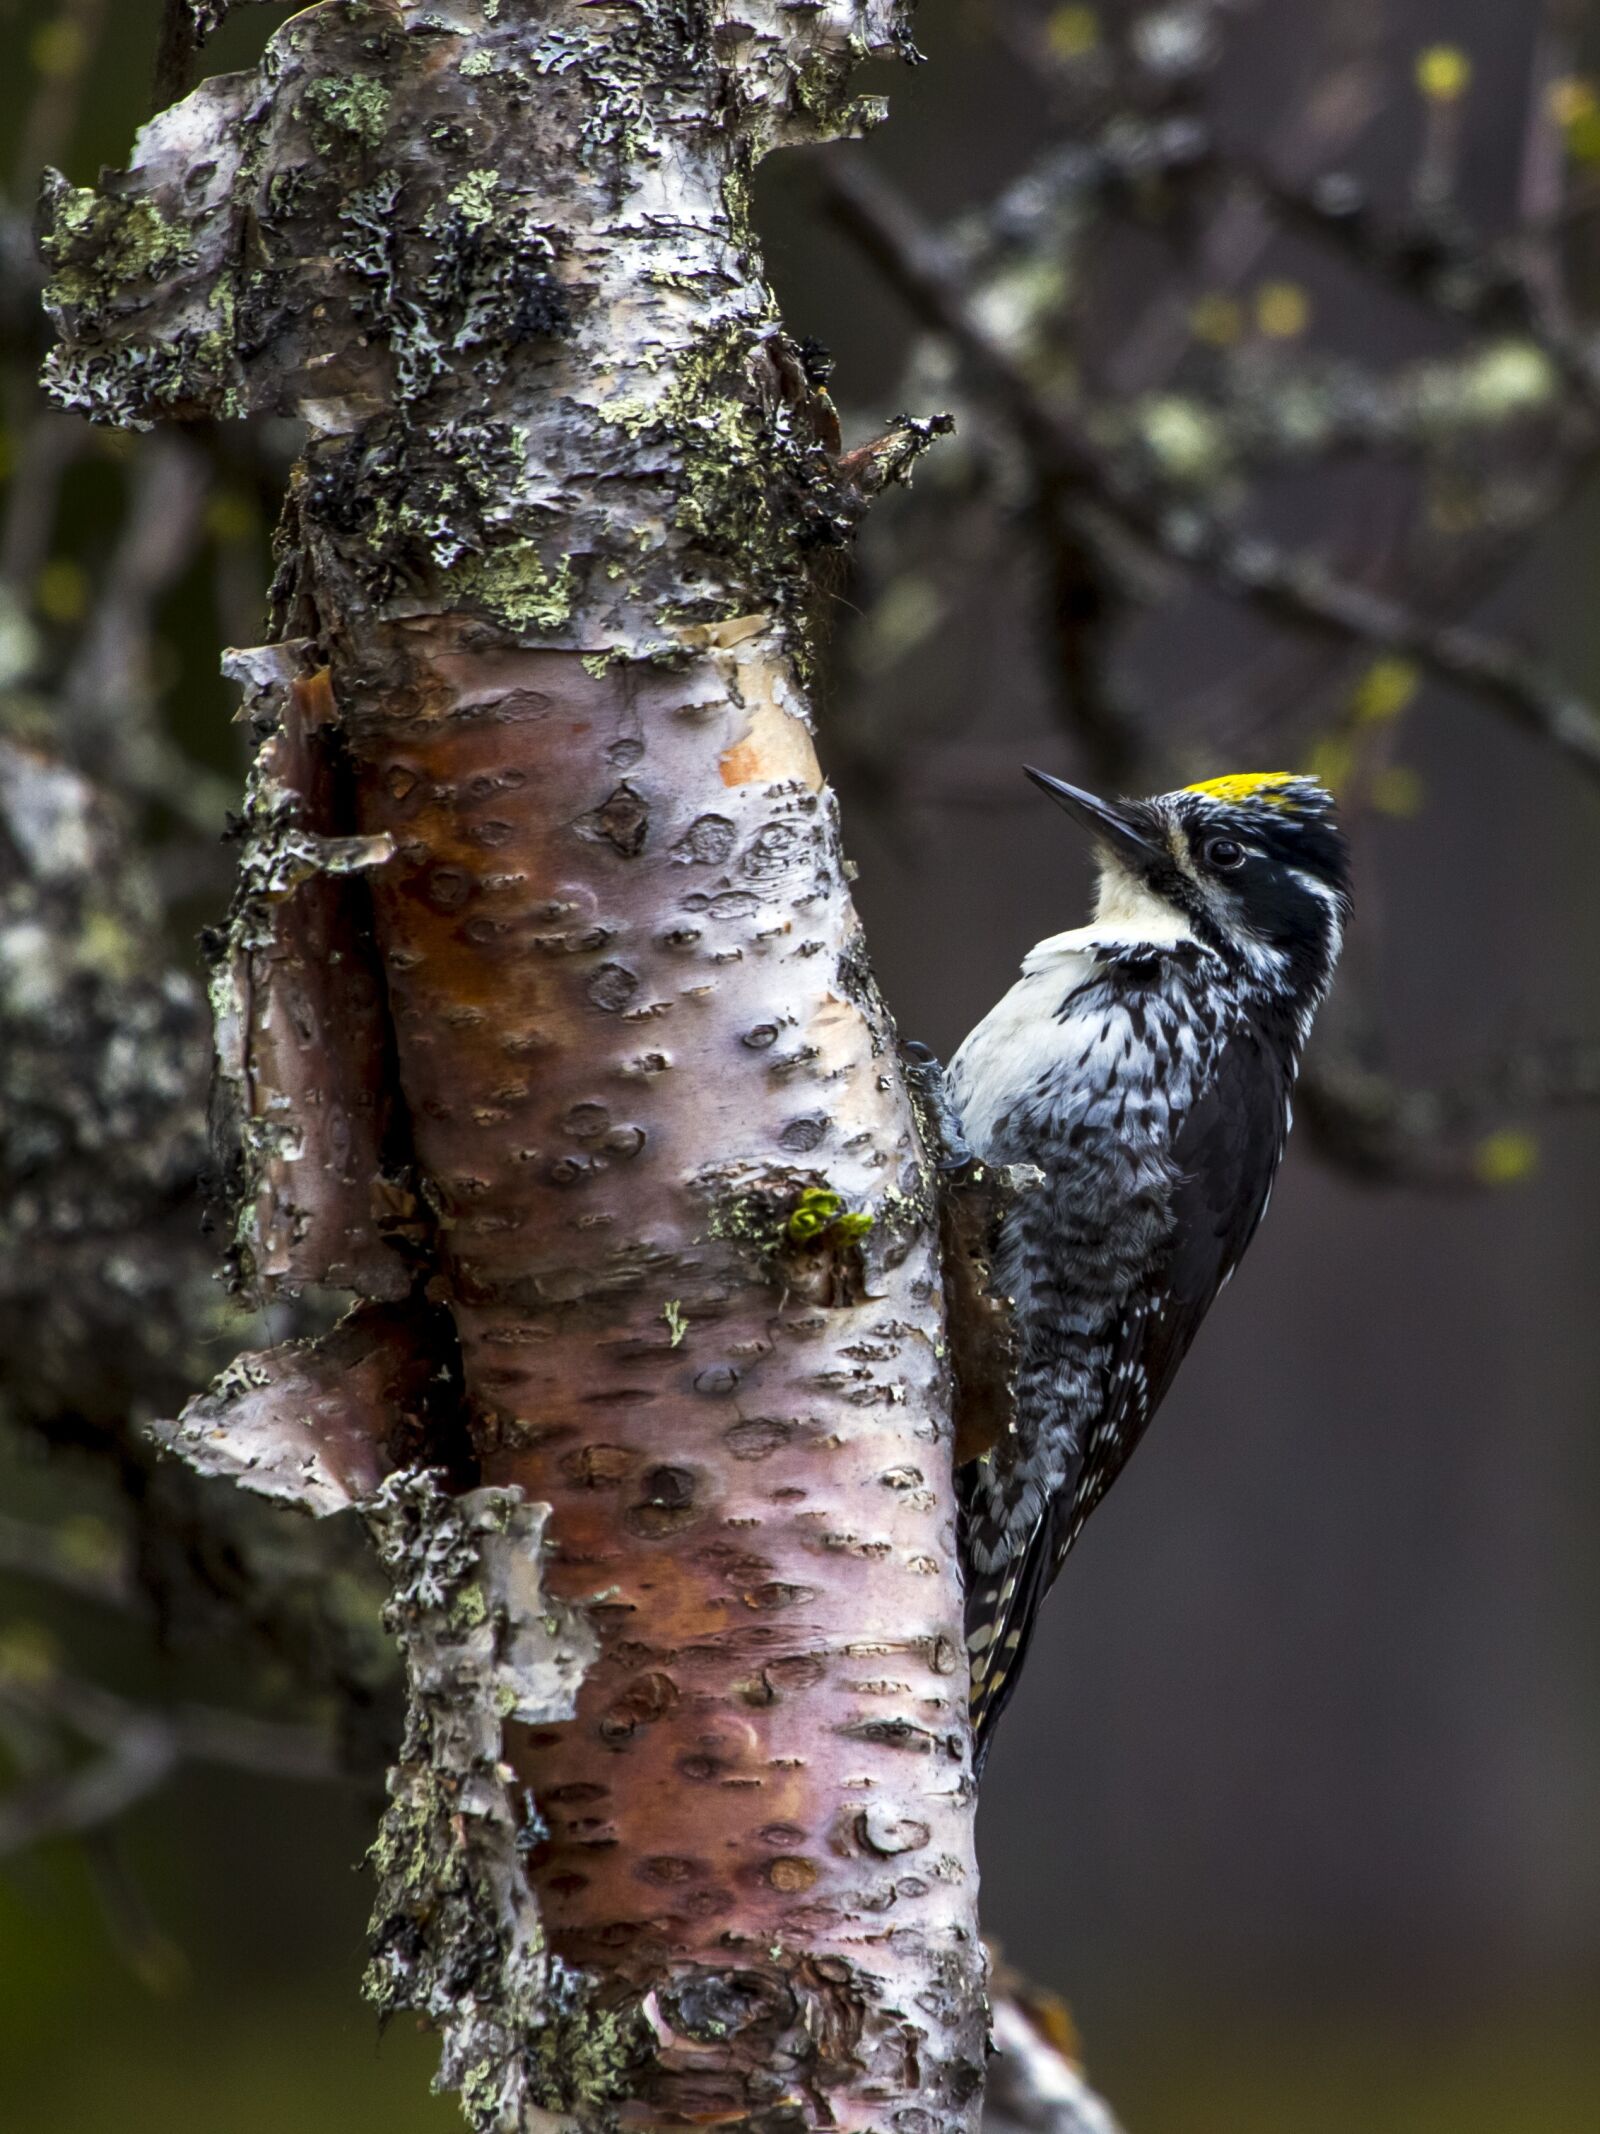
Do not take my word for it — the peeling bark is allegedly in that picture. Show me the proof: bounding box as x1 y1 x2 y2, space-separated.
364 1472 602 2130
210 641 416 1300
153 1298 457 1516
47 3 983 2130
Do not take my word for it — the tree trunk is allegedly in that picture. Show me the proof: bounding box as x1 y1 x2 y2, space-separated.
44 4 985 2129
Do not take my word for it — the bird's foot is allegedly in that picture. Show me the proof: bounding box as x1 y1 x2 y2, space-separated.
899 1040 974 1173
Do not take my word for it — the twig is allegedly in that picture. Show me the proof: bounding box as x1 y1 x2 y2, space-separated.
152 1 200 109
0 1667 345 1858
60 430 236 833
820 150 1600 789
1299 1042 1600 1187
1245 160 1600 404
0 1513 137 1610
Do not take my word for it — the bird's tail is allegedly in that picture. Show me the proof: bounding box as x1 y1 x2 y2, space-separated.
964 1510 1056 1774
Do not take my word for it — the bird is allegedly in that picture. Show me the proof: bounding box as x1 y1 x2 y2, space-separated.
944 767 1351 1769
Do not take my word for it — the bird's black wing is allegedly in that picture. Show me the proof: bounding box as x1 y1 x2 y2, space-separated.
964 1490 1057 1771
1054 1020 1290 1561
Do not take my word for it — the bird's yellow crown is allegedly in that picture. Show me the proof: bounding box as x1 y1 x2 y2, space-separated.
1183 772 1312 809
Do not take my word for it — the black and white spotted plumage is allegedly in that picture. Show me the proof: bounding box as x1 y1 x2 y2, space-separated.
948 771 1350 1767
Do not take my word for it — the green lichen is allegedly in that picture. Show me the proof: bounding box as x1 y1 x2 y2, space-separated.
708 1175 877 1275
303 74 392 154
830 1209 875 1242
459 48 497 77
528 1999 642 2116
449 168 501 227
787 1185 874 1244
456 540 576 633
361 1474 623 2131
42 331 237 431
597 391 657 438
632 318 844 630
39 186 194 314
786 1185 844 1241
662 1299 687 1347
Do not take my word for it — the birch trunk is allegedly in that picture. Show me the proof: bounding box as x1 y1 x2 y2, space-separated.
44 4 985 2128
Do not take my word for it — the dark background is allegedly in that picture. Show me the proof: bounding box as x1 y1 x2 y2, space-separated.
1 3 1597 2129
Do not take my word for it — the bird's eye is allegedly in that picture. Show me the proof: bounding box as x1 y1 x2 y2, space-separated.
1205 836 1246 871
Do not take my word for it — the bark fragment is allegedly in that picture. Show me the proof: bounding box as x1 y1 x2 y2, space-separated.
210 640 415 1299
151 1300 453 1518
364 1472 604 2134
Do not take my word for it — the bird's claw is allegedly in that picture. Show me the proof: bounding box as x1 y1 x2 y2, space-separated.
899 1040 974 1173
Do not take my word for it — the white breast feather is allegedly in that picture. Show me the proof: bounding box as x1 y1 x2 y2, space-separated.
948 858 1197 1160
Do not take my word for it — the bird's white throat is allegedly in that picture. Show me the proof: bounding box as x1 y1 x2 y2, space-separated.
1021 856 1195 973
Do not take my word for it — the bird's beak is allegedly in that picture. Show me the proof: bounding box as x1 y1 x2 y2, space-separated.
1023 767 1165 869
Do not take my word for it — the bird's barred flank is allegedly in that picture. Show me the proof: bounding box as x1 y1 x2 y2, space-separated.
950 769 1349 1771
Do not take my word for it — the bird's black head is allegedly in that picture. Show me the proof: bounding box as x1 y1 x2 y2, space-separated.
1026 767 1352 1003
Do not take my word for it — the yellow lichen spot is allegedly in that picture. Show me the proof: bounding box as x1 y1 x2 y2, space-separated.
1371 765 1424 817
1307 738 1354 796
1549 77 1596 128
1183 771 1307 807
206 491 258 545
1464 341 1555 417
1475 1129 1537 1186
0 1621 59 1685
662 1299 687 1349
1351 657 1420 725
31 19 87 77
1416 45 1472 103
1190 293 1243 347
1139 395 1223 481
56 1513 122 1577
1557 80 1600 165
1255 281 1311 340
36 557 88 624
1047 5 1100 60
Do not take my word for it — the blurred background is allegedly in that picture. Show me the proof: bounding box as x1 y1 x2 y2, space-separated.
2 2 1598 2129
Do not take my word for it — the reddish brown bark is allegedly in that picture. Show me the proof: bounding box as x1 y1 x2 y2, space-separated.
340 626 979 2117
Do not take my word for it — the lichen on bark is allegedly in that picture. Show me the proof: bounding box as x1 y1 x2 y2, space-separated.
49 5 984 2129
363 1472 604 2132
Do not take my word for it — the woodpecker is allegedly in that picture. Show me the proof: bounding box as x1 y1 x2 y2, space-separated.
946 768 1351 1768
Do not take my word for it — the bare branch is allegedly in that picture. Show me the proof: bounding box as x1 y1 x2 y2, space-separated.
0 1666 343 1859
1300 1043 1600 1187
822 151 1600 789
0 1514 136 1610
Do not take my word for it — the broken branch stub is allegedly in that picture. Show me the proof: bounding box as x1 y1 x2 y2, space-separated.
150 1300 452 1518
53 4 983 2129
